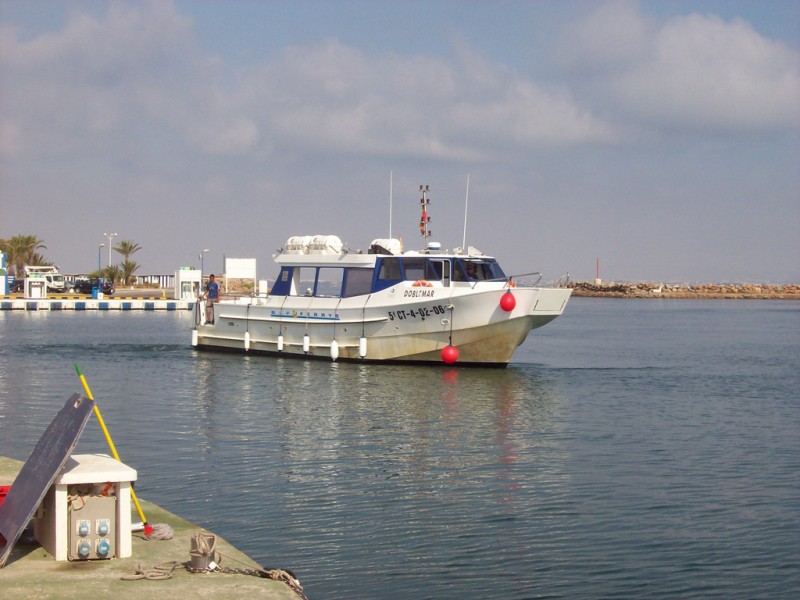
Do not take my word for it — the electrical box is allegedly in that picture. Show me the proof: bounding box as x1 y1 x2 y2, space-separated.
67 493 117 560
34 454 137 561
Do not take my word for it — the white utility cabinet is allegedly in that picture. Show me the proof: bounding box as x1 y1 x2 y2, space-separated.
34 453 137 561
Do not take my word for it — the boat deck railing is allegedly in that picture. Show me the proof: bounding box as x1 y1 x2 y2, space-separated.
482 272 542 288
549 272 571 288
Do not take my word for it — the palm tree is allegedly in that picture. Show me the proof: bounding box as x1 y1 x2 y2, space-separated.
113 240 142 263
29 252 53 267
111 241 142 286
104 264 121 286
120 259 140 286
0 234 47 275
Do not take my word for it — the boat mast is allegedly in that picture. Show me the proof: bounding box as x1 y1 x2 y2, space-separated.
462 173 470 250
419 184 431 242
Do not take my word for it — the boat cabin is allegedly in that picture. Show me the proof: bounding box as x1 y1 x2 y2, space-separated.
271 236 507 298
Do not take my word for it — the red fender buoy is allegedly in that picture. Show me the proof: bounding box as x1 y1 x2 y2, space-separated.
441 345 459 364
500 291 516 312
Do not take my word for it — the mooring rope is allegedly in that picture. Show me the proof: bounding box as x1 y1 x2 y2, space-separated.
187 531 308 600
121 560 179 581
120 531 307 598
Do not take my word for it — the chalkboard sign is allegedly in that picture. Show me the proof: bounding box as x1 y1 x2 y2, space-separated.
0 393 94 567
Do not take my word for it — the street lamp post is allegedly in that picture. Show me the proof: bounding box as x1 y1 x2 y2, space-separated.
98 243 104 293
104 232 117 288
200 248 210 297
104 233 117 266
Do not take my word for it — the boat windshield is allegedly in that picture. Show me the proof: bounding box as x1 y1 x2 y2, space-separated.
453 258 505 282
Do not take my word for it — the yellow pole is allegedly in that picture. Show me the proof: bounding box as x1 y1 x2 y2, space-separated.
74 364 150 532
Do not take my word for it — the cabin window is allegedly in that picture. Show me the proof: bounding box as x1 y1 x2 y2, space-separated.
374 257 403 292
402 258 443 282
426 260 444 281
315 267 344 297
454 259 506 282
377 257 402 281
403 258 427 281
270 266 294 295
343 268 373 297
484 259 506 279
294 267 316 296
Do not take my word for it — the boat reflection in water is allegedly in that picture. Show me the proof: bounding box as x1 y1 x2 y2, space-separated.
229 359 567 508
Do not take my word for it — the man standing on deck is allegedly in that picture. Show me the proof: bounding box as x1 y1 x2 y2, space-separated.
204 274 220 324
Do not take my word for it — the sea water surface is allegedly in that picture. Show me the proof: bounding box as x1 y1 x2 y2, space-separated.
1 299 798 599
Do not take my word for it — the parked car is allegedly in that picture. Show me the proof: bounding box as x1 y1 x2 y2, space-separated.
72 278 114 296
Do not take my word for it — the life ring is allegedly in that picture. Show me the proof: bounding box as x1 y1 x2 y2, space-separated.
412 280 432 287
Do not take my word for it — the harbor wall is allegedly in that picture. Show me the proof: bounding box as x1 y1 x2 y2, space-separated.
0 298 194 311
569 281 800 299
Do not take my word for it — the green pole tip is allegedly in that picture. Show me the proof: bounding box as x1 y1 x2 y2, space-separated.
74 364 83 376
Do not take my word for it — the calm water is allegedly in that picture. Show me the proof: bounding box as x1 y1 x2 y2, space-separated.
1 299 798 599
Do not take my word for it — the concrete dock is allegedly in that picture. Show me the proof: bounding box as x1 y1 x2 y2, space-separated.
0 456 304 599
0 297 194 311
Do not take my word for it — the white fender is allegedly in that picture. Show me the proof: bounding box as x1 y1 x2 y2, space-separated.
277 334 284 351
330 340 339 361
244 331 251 351
303 333 310 353
191 329 198 347
359 336 367 358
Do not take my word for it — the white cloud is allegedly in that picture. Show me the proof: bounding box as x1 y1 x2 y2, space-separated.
557 0 654 74
243 38 617 160
0 4 616 167
0 1 201 157
559 1 800 132
0 114 21 159
623 14 800 130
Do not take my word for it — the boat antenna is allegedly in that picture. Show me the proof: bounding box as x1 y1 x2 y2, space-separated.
419 184 431 242
389 170 393 238
462 173 470 250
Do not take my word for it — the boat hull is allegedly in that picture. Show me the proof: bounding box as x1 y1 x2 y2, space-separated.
193 285 571 366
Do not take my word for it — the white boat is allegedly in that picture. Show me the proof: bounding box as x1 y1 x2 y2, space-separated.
191 188 571 367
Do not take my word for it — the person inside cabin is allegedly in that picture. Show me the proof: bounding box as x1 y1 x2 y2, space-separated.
204 274 220 324
465 262 477 280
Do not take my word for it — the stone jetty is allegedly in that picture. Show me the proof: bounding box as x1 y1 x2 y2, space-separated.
569 281 800 300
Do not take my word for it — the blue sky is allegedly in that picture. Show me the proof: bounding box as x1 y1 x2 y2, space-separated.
1 0 798 283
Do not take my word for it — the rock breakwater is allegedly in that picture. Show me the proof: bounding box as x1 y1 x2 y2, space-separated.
569 281 800 299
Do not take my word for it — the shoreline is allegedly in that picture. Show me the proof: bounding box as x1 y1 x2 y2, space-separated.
568 281 800 300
